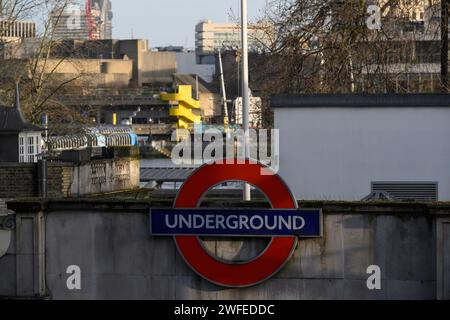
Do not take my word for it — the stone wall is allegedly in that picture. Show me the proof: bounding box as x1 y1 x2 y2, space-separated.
69 158 140 196
1 200 449 300
0 157 139 199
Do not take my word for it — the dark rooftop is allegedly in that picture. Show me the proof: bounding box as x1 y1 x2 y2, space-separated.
271 94 450 108
0 106 42 133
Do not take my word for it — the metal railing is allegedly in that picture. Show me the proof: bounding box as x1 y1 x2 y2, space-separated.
46 126 138 151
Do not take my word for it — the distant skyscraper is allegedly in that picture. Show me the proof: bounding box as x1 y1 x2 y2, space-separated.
88 0 113 40
51 3 89 40
100 0 113 39
51 0 113 40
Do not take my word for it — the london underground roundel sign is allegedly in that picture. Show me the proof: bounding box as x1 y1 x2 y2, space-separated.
150 160 322 288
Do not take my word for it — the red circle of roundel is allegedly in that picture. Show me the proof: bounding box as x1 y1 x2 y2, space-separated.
174 160 298 287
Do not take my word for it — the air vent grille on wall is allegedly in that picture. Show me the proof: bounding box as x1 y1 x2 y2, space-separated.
371 182 438 201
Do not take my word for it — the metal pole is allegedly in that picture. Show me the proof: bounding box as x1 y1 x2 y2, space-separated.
196 74 199 100
442 0 449 92
38 159 48 198
218 50 229 126
149 118 153 146
241 0 251 201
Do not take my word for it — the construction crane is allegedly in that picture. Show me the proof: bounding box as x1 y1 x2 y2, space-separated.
218 50 230 130
85 0 95 40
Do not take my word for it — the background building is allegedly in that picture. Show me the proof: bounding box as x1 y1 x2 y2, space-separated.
195 20 269 64
0 0 37 58
51 0 113 40
50 39 177 87
175 50 215 83
357 0 449 93
0 19 36 58
0 96 42 163
90 0 113 39
0 20 36 40
51 4 89 40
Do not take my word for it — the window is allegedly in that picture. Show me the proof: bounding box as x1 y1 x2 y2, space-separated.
19 136 25 163
18 132 41 163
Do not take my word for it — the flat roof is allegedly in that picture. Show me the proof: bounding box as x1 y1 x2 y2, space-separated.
271 94 450 108
140 167 196 182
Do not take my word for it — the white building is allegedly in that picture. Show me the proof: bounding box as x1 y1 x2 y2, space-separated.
272 94 450 201
50 4 90 40
195 20 270 64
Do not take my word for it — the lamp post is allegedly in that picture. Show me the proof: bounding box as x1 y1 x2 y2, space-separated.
241 0 251 201
148 117 153 147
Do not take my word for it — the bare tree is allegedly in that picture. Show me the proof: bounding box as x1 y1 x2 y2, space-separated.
236 0 444 126
1 0 96 136
254 0 442 93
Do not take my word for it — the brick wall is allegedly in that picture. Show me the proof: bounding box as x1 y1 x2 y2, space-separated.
0 163 74 199
47 165 74 198
0 164 37 198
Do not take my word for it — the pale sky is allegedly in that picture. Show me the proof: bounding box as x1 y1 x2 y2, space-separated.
112 0 268 48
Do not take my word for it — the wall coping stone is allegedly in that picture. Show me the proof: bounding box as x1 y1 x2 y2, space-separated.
6 198 450 216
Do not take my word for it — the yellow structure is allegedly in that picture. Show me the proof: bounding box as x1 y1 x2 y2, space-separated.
160 85 202 129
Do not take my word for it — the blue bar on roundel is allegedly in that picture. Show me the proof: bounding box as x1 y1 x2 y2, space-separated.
150 209 322 238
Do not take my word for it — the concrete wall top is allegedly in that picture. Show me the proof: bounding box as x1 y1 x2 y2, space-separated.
0 162 74 167
7 198 450 217
271 94 450 108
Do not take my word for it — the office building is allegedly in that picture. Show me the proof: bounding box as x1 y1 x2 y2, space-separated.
195 20 270 64
50 0 113 40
